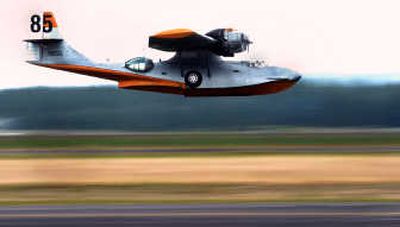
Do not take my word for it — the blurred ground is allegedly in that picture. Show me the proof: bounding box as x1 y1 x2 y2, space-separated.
0 131 399 204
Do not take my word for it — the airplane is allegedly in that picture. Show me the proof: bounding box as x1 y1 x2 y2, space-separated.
25 12 301 97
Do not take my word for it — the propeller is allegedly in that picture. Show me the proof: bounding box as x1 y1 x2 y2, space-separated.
243 35 252 53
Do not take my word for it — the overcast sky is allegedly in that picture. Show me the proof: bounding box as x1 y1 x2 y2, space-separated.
1 0 400 88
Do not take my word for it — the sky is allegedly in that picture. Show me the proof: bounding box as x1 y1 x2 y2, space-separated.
1 0 400 89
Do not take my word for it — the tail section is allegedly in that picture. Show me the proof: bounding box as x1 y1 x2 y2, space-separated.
24 12 92 66
42 12 61 39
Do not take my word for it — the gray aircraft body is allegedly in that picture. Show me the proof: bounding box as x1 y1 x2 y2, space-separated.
25 12 301 96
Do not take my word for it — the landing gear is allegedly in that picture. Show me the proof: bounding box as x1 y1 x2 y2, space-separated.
185 71 202 89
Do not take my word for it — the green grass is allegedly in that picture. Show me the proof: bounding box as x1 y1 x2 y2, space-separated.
0 183 399 205
1 133 400 149
0 151 399 160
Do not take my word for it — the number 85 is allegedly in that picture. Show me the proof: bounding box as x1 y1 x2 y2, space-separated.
30 14 53 33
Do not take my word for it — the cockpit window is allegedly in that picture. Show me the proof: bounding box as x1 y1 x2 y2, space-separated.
125 57 154 72
245 60 266 68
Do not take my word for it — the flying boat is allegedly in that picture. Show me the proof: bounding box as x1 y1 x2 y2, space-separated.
25 12 301 96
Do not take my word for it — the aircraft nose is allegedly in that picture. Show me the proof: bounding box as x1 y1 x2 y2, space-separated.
292 74 302 82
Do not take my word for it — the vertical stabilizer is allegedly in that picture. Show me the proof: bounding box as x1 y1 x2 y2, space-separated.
41 11 62 40
24 12 92 65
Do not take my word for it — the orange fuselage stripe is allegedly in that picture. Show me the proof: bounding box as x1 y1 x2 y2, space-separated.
33 63 296 96
34 63 185 89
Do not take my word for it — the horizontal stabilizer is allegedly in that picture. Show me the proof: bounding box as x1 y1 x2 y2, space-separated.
24 39 63 44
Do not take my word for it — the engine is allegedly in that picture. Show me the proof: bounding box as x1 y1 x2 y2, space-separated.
206 29 252 57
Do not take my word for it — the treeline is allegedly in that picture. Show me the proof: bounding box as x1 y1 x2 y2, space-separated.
0 81 399 130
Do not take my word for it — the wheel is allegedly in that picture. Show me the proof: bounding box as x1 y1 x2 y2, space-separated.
184 71 203 89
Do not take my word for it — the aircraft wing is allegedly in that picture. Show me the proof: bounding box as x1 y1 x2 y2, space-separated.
149 29 216 52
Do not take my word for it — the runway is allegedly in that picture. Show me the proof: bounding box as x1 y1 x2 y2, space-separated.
0 203 400 226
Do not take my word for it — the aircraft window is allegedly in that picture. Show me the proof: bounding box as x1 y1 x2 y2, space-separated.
245 60 266 68
125 57 154 72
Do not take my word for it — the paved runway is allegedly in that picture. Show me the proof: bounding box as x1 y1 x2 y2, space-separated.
0 203 400 226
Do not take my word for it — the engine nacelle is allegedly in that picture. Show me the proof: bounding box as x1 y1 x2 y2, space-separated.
224 31 251 54
206 29 252 57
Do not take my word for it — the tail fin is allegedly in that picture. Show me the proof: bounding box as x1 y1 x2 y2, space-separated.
24 12 91 65
42 11 62 40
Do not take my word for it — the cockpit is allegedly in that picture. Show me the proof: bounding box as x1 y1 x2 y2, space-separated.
125 57 154 72
244 60 267 68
